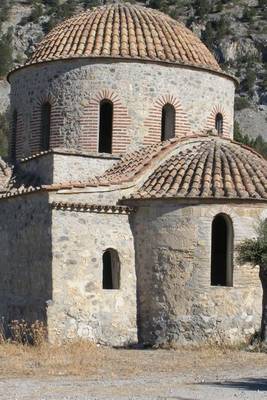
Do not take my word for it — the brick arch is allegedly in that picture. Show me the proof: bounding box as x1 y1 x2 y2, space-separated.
30 94 64 155
80 89 131 154
11 109 24 159
204 105 231 138
35 93 57 107
144 95 192 145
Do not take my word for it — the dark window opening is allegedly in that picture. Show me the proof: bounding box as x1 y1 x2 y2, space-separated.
211 214 233 287
161 103 175 141
215 113 223 135
99 100 113 153
11 110 17 162
102 249 120 289
41 102 51 151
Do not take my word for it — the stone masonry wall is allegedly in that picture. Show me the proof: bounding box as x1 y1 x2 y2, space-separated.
48 200 137 345
9 59 235 158
0 193 52 325
131 201 267 346
18 152 119 184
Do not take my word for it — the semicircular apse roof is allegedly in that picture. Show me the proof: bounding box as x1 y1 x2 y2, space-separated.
130 137 267 200
25 3 221 72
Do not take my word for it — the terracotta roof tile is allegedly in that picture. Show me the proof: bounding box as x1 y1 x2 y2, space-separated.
129 138 267 201
2 136 266 203
24 4 220 72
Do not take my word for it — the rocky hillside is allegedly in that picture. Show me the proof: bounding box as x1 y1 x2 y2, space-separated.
0 0 266 156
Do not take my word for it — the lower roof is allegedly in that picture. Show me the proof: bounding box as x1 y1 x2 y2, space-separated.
128 136 267 201
1 135 267 203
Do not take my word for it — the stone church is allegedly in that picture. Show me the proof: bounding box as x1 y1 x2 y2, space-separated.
0 3 266 346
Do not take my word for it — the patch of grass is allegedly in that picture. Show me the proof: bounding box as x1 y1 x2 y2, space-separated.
0 340 266 379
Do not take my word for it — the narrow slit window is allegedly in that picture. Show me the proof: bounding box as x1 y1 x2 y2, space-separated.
98 100 113 153
211 214 233 287
11 110 17 162
215 113 223 135
41 102 51 151
102 249 120 290
161 104 175 141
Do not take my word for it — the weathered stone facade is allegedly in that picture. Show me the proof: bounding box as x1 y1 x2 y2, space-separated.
48 202 137 345
0 193 52 323
18 150 119 184
9 60 235 159
0 4 266 347
130 201 266 345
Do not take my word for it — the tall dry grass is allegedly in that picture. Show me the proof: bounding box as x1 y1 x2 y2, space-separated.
0 340 266 379
0 320 266 379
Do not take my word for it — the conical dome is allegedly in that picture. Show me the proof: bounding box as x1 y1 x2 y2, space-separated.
26 3 221 72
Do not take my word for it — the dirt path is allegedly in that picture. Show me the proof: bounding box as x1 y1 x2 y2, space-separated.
2 368 267 400
0 345 266 399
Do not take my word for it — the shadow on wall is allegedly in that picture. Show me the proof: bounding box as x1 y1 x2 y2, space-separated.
0 192 53 333
198 377 267 391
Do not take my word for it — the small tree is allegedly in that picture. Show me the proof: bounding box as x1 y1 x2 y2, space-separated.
236 219 267 343
0 28 13 77
195 0 210 18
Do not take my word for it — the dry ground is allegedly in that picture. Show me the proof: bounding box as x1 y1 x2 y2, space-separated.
0 342 266 399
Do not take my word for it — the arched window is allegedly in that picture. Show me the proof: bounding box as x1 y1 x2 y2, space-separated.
10 110 17 162
102 248 120 290
215 113 223 135
41 102 51 151
161 103 175 141
98 100 113 153
211 214 233 287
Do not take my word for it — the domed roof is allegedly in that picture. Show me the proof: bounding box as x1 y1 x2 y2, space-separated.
26 3 221 72
131 137 267 200
96 136 266 201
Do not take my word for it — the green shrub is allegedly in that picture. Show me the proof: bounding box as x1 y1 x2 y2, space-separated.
242 69 256 94
262 79 267 90
242 6 256 22
195 0 211 18
83 0 102 8
0 0 12 29
42 0 78 32
234 124 267 159
258 0 267 9
29 1 43 23
0 28 13 77
234 96 251 111
216 16 231 39
202 21 214 48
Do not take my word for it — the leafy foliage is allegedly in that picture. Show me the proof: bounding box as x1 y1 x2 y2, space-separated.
242 6 256 23
202 17 231 50
0 0 13 30
236 219 267 267
42 0 78 33
0 28 13 77
234 122 267 159
234 96 251 111
29 1 44 24
194 0 210 18
242 69 257 95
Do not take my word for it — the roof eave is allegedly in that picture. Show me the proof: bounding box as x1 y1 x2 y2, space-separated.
7 56 238 86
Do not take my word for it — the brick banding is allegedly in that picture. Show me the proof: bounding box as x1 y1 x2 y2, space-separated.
144 95 192 144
